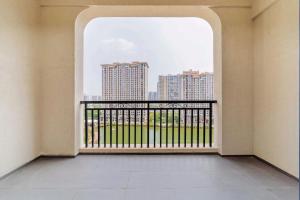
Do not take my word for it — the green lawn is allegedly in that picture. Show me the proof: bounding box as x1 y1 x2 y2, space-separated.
86 125 214 146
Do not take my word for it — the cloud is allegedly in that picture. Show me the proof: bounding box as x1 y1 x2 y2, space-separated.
100 38 136 52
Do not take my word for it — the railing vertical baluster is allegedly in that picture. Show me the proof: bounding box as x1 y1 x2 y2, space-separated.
184 109 187 148
178 109 181 147
104 109 106 148
141 109 143 148
116 110 118 148
84 103 88 148
128 110 131 148
203 109 206 147
98 109 100 147
122 109 124 148
166 109 168 148
80 100 216 150
134 109 137 148
110 109 112 148
147 103 150 148
197 109 200 147
209 103 213 147
172 108 174 148
154 109 156 148
191 109 193 147
160 108 162 148
91 109 94 148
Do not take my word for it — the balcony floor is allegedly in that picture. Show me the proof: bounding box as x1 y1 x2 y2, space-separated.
0 155 298 200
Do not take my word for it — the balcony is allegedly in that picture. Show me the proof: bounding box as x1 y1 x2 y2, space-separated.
1 101 298 200
80 100 217 153
0 0 299 200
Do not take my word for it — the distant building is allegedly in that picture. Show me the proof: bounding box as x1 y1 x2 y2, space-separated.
83 95 101 101
157 74 183 100
101 62 149 101
182 70 199 100
148 91 158 101
157 70 213 100
182 70 213 100
157 75 168 100
199 72 213 100
167 75 183 100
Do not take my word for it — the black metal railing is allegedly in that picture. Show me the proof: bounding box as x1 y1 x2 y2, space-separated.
80 100 217 149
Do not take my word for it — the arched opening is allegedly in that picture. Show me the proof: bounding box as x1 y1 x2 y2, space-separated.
75 6 222 153
83 17 213 101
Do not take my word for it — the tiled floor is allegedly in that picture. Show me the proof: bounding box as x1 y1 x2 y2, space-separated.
0 155 298 200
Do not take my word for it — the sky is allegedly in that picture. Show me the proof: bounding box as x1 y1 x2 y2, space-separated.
84 17 213 95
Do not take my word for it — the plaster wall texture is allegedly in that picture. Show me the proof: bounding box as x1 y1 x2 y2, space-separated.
0 0 41 177
253 0 299 177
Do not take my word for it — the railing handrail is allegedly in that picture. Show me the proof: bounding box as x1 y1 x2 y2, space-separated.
81 100 216 149
80 100 217 104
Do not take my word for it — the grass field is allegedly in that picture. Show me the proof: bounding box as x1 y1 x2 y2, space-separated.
86 125 214 146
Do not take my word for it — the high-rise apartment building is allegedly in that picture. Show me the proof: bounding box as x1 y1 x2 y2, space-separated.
182 70 214 100
157 74 183 100
101 62 149 101
157 75 168 100
167 75 183 100
157 70 213 101
199 72 213 100
182 70 199 100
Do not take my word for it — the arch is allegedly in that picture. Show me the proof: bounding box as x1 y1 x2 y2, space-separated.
74 6 222 153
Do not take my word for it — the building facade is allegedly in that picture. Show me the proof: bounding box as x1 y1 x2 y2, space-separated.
157 70 213 101
102 62 149 101
199 72 213 100
182 70 214 100
148 91 158 100
167 75 183 100
157 75 168 100
157 74 183 100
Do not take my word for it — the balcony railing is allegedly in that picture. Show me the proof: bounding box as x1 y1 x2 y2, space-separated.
80 100 217 150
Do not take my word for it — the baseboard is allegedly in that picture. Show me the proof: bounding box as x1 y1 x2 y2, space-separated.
1 153 297 182
218 153 298 181
217 154 253 157
253 155 299 181
39 155 76 158
0 154 77 179
0 155 41 180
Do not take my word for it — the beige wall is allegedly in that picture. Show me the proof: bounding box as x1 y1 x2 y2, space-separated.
253 0 299 177
39 4 254 156
40 6 85 155
0 0 41 177
39 0 251 7
212 7 254 155
252 0 278 18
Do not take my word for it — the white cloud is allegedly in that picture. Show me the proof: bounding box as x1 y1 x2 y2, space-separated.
84 18 213 95
100 38 136 52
